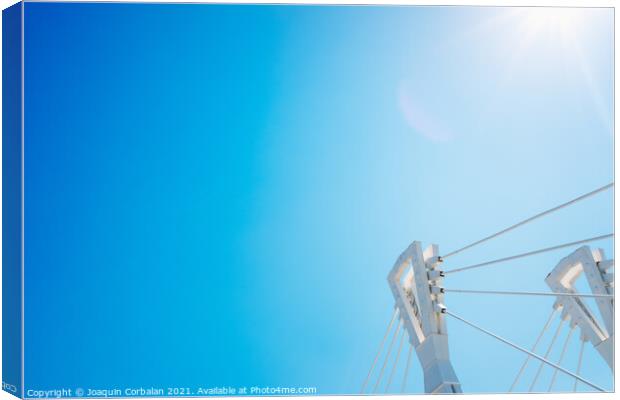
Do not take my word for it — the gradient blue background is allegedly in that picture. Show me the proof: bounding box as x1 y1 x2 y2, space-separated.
3 2 23 396
22 3 613 395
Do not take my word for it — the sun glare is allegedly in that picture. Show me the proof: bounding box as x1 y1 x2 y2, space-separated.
519 8 584 38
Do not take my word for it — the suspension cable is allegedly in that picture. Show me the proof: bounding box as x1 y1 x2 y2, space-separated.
441 183 614 259
444 309 606 392
373 319 402 393
443 288 613 299
361 308 398 393
548 325 576 392
509 307 559 392
386 327 406 392
444 234 613 275
573 339 586 392
401 343 413 393
529 318 566 392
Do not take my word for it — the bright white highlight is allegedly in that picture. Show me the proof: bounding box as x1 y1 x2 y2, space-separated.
517 8 585 37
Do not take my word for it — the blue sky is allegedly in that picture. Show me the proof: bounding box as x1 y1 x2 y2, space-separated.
23 4 612 395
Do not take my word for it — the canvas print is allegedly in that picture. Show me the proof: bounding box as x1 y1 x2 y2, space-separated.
2 2 614 397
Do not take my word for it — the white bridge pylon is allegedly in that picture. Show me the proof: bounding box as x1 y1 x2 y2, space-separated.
545 245 614 370
363 182 614 394
387 241 461 394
